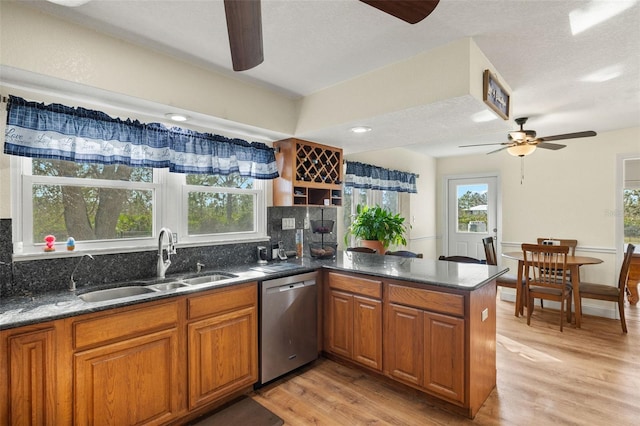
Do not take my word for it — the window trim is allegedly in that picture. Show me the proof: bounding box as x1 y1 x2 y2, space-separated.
11 157 268 258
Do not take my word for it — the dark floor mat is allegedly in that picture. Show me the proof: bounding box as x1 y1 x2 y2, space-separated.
189 396 284 426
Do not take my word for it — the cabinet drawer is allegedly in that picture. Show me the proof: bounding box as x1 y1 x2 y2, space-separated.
188 282 257 321
328 272 382 299
388 284 464 317
73 301 179 350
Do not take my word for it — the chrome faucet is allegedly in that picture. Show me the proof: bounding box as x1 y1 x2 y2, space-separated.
69 254 94 291
157 228 176 279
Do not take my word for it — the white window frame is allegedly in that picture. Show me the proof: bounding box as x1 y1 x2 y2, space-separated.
11 157 267 258
173 173 266 245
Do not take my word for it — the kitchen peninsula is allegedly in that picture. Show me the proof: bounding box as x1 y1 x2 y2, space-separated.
0 252 505 423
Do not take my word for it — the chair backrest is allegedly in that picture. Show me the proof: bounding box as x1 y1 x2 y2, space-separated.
347 247 377 254
438 255 485 264
385 250 423 258
618 244 636 292
522 243 569 288
482 237 497 266
536 238 577 256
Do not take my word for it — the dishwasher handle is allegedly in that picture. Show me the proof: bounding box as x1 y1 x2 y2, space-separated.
278 282 305 292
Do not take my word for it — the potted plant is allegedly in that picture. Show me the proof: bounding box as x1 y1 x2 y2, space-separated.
344 204 408 254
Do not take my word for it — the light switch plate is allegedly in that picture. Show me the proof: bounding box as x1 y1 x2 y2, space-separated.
282 218 295 230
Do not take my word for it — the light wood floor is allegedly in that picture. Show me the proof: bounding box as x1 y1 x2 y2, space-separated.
251 296 640 425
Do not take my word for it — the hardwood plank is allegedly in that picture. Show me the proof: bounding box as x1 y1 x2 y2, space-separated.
250 293 640 425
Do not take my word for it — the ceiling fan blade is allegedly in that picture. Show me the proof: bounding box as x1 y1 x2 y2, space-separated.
459 142 510 148
537 131 596 142
359 0 440 24
536 142 566 150
224 0 263 71
487 146 510 155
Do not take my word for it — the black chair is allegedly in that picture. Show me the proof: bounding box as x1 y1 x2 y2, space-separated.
385 250 423 258
438 255 485 264
483 237 528 315
347 247 377 254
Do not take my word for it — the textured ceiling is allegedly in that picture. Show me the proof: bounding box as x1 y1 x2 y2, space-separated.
13 0 640 157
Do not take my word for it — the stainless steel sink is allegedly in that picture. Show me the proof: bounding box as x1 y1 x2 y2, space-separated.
182 272 238 285
147 282 189 291
79 286 157 303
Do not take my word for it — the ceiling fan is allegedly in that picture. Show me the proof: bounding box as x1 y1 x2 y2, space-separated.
459 117 597 157
224 0 440 71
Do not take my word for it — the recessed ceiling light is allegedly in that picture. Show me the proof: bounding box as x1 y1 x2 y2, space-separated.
350 126 371 133
165 113 190 122
46 0 91 6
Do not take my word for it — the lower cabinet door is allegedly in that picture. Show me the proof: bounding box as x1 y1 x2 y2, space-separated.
386 304 423 386
327 290 353 359
423 311 465 404
5 327 57 425
352 296 382 371
74 328 180 426
188 305 257 409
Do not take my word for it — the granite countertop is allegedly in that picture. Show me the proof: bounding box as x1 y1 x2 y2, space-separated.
0 251 507 331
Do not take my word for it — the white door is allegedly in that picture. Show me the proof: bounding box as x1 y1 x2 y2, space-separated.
446 176 497 260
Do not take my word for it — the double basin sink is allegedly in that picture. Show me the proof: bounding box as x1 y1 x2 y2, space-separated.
78 272 239 303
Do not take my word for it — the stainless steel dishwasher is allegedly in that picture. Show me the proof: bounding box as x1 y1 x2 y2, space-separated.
260 271 318 385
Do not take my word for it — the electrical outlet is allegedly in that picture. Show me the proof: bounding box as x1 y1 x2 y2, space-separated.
282 218 295 230
304 217 310 229
481 308 489 322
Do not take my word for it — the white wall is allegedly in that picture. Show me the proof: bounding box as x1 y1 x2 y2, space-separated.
437 127 640 317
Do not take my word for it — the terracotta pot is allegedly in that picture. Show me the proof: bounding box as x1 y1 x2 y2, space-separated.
360 240 385 255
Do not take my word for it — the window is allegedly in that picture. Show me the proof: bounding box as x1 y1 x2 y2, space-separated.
13 157 266 255
624 158 640 244
180 173 265 243
343 186 400 247
455 184 488 233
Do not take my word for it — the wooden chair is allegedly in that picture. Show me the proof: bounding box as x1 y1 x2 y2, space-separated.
385 250 423 258
578 244 635 333
482 237 526 315
535 238 577 308
347 247 377 254
522 243 572 331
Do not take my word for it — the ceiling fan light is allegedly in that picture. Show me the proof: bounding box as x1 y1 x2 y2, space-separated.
507 144 537 157
509 131 527 141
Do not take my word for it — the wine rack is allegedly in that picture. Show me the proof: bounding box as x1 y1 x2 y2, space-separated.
273 138 343 207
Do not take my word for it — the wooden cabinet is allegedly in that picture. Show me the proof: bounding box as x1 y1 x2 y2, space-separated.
423 311 464 402
273 138 343 206
325 272 382 371
186 283 258 410
385 280 496 417
0 324 57 425
72 300 181 425
386 284 465 404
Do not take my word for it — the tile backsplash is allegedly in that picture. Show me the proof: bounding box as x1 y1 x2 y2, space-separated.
0 206 338 297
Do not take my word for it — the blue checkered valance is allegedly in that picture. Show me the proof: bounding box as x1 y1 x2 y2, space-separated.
3 95 279 179
344 161 417 193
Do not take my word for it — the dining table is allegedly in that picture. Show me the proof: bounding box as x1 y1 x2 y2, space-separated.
502 251 604 328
